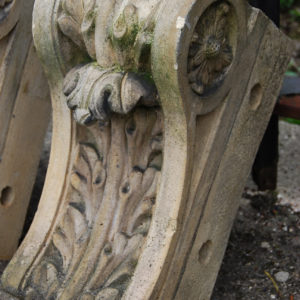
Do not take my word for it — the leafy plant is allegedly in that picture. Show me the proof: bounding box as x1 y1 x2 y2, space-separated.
290 8 300 20
280 0 300 20
283 117 300 125
285 58 300 77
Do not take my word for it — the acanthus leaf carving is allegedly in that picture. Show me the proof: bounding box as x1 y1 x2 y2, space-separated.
107 2 161 70
22 108 163 299
57 0 96 59
63 63 158 125
20 3 164 297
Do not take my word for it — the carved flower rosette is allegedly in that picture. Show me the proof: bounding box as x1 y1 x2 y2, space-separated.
188 1 236 96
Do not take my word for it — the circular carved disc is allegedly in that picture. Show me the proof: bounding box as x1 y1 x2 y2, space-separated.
188 1 237 96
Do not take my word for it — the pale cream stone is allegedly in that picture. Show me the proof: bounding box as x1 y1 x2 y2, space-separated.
0 0 51 260
0 0 292 299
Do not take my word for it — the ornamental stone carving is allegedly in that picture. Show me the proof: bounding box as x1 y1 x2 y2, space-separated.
0 0 50 260
0 0 291 299
24 108 163 299
63 64 158 125
188 1 236 95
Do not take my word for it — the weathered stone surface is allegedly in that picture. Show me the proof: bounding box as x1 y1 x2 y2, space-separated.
0 290 18 300
0 0 51 259
0 0 292 299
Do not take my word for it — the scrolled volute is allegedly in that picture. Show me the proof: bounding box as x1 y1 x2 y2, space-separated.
56 0 161 126
63 63 158 125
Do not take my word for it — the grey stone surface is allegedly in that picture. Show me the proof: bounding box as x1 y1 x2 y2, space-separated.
0 291 18 300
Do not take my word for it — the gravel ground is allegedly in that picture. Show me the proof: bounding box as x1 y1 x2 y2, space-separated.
0 121 299 299
212 121 300 300
277 121 300 212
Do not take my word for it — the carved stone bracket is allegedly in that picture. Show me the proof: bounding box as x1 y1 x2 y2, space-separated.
0 0 291 299
0 0 50 259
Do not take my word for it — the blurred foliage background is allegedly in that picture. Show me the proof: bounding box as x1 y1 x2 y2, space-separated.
280 0 300 39
280 0 300 125
280 0 300 77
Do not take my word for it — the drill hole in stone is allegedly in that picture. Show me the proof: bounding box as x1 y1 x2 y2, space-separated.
198 240 213 265
249 83 263 111
0 186 14 207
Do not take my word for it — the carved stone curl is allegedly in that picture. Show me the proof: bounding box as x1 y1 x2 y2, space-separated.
0 0 292 299
63 64 158 125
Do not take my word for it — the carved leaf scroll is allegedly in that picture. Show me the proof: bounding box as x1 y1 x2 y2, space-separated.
110 2 161 70
57 0 96 59
23 108 163 300
21 2 163 296
63 63 158 125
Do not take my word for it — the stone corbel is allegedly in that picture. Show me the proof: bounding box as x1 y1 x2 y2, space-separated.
0 0 291 299
0 0 50 259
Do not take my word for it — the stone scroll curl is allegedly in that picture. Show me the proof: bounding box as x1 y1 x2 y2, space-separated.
0 0 291 299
